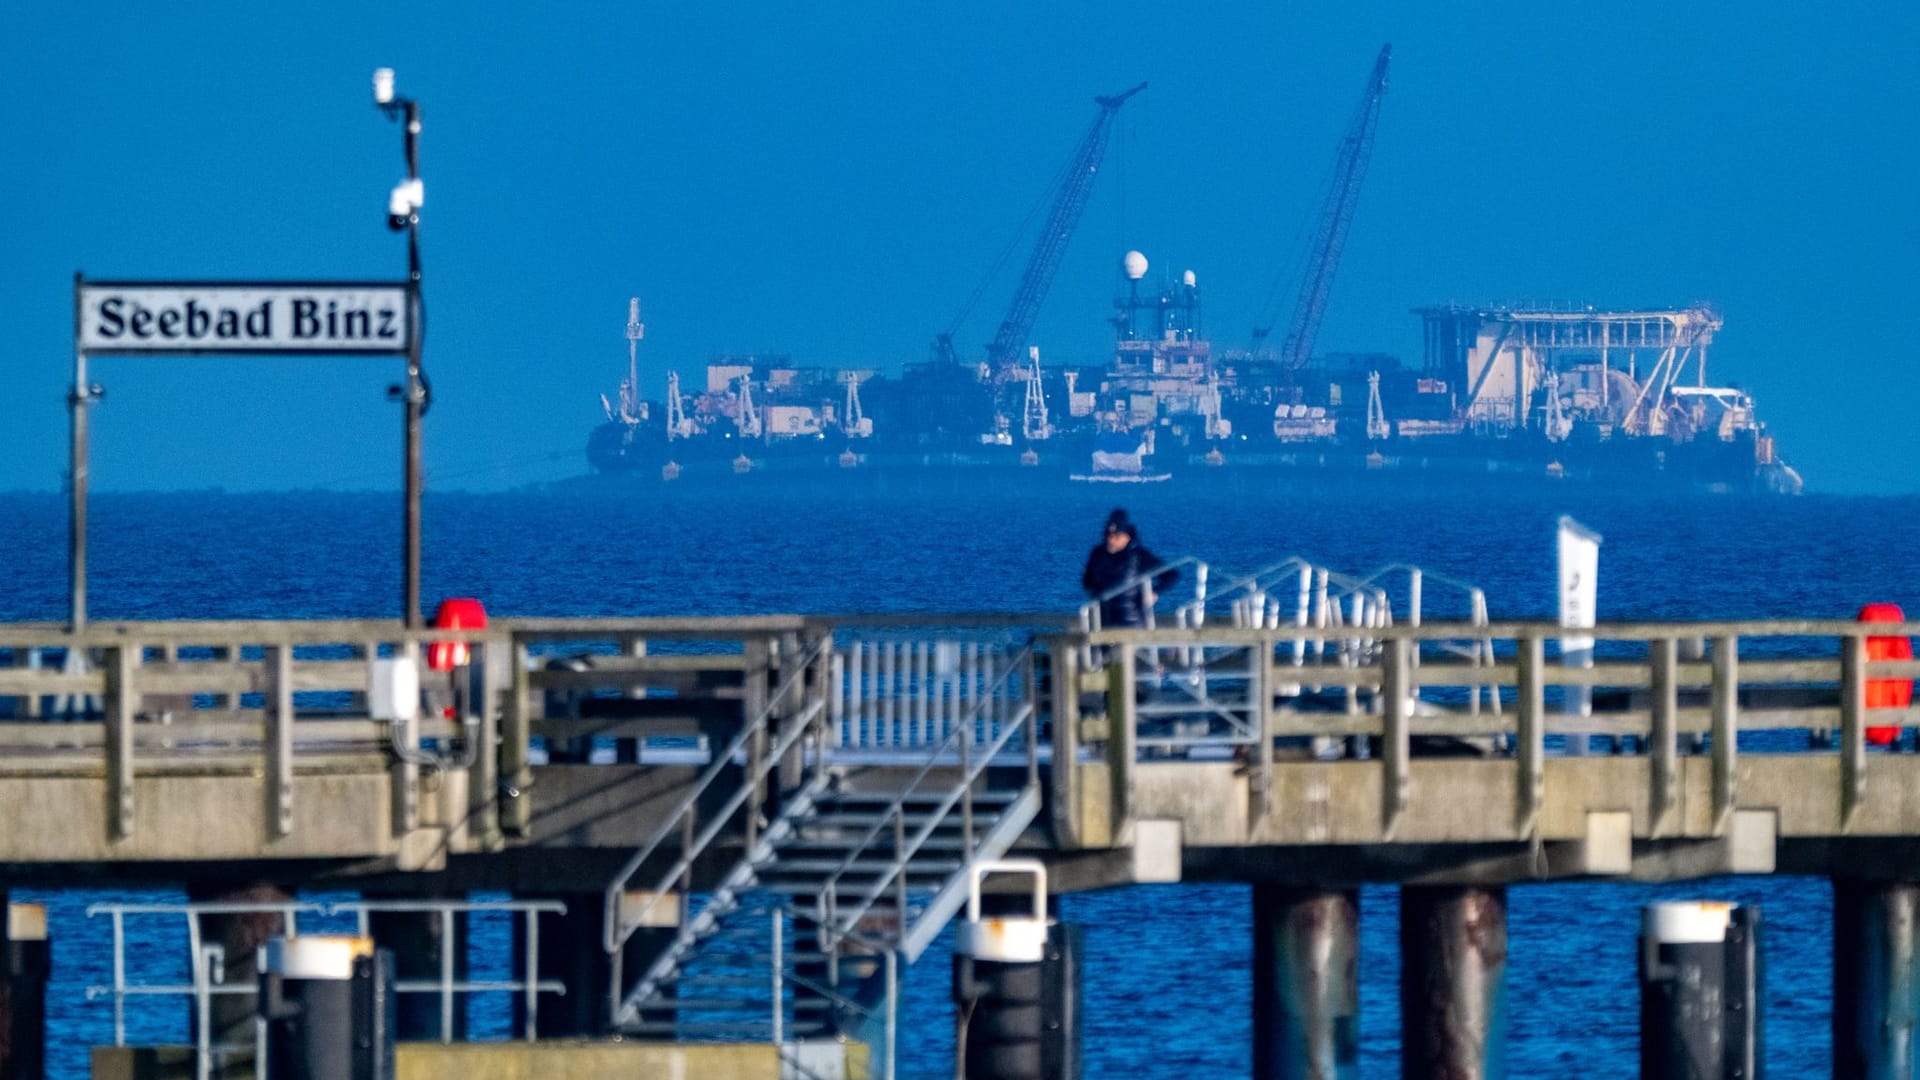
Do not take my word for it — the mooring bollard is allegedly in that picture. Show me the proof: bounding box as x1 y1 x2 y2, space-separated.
260 936 395 1080
1639 901 1760 1080
2 902 50 1080
952 859 1081 1080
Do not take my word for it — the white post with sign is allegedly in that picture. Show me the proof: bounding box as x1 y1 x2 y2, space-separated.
67 278 414 636
1558 516 1603 755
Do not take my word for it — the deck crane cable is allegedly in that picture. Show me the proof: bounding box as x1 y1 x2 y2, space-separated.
1254 45 1391 386
934 136 1076 365
980 82 1146 375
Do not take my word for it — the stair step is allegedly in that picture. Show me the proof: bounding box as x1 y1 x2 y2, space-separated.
821 788 1020 806
760 857 965 876
778 834 972 852
621 1019 833 1037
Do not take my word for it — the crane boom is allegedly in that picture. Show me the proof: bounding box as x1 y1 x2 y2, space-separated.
984 82 1146 371
1274 45 1390 377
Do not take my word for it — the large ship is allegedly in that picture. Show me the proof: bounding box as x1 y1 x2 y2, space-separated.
584 46 1798 493
583 278 1801 493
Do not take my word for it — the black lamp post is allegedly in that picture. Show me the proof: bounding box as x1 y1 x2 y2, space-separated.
373 68 427 628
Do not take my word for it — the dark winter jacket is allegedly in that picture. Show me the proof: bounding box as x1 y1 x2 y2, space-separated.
1081 538 1178 629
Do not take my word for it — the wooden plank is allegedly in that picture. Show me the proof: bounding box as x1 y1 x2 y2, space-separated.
0 672 106 695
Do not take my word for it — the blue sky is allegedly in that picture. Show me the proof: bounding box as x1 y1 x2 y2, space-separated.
2 1 1915 492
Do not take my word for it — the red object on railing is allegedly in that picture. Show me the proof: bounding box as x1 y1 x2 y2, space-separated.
428 597 487 672
1859 602 1912 747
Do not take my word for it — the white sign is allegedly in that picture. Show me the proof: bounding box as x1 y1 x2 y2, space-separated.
77 283 410 354
1557 515 1603 654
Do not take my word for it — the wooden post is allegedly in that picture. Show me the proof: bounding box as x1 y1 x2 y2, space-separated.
1047 639 1082 848
472 638 503 850
502 639 532 837
392 640 421 836
1382 636 1411 836
743 637 770 852
1649 638 1678 838
1252 633 1275 842
1842 633 1867 827
265 643 294 840
105 645 135 841
1106 645 1136 844
1710 635 1738 834
1515 635 1544 839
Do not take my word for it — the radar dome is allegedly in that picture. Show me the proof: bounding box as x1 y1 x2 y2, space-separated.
1122 250 1149 281
1182 270 1197 288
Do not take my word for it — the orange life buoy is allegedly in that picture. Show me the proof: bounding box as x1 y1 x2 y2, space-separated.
1858 602 1912 746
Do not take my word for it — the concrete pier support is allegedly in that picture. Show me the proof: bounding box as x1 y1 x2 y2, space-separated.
1400 886 1507 1080
1252 886 1359 1080
367 902 468 1041
1835 879 1920 1079
1 900 50 1080
188 882 294 1049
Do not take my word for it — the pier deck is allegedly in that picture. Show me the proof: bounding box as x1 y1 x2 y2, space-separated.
6 612 1920 1076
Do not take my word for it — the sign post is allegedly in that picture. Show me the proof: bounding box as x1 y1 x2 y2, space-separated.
68 279 414 631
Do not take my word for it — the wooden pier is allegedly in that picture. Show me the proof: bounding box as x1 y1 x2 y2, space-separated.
5 612 1920 1078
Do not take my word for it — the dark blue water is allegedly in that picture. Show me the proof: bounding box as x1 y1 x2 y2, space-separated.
4 484 1914 1077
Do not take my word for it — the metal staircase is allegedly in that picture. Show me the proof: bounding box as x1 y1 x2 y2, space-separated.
602 639 1043 1053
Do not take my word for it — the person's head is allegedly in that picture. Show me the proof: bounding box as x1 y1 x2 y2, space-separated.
1103 508 1133 552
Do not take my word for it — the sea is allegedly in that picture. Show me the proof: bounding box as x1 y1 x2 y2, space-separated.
2 480 1915 1078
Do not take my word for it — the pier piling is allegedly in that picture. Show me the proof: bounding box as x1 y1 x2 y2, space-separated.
1834 880 1920 1080
1639 901 1760 1080
1 901 49 1080
1252 886 1359 1080
1400 886 1507 1080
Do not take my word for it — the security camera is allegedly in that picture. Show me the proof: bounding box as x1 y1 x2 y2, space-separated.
373 68 396 106
387 177 424 230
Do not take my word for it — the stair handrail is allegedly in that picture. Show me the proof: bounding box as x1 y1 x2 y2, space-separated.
820 645 1037 950
601 634 830 955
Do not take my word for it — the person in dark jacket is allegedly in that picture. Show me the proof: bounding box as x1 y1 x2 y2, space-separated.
1081 508 1178 628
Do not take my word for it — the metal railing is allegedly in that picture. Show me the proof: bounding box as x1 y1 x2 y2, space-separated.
829 638 1022 751
818 645 1040 960
601 634 831 1021
85 897 567 1080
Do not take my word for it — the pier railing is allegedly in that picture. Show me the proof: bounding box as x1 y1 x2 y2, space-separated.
1060 619 1920 849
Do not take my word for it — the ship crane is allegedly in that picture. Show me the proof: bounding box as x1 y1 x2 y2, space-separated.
940 82 1145 376
1022 346 1052 440
735 376 762 439
1254 45 1391 391
664 371 693 440
842 372 872 437
1365 370 1390 441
